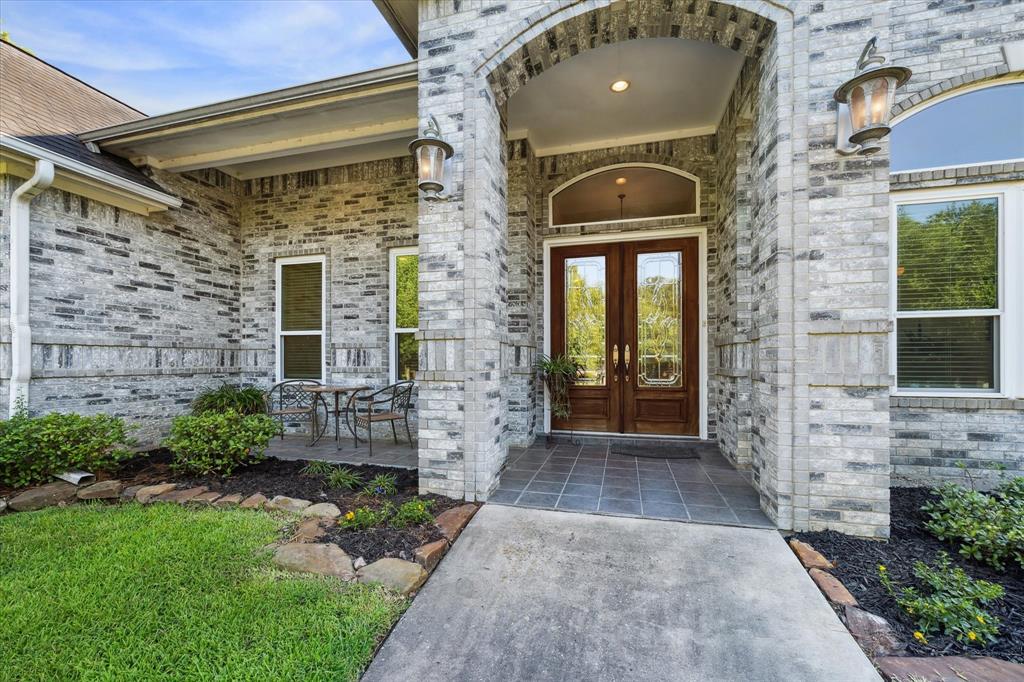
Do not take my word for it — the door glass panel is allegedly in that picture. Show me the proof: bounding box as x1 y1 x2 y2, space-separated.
564 256 607 386
637 251 683 388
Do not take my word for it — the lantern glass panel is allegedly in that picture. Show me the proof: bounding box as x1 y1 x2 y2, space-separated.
850 85 867 131
868 77 890 126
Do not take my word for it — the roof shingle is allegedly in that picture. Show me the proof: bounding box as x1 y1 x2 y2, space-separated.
0 39 167 193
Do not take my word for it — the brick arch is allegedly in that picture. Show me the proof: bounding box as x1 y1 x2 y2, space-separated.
476 0 780 106
892 65 1020 119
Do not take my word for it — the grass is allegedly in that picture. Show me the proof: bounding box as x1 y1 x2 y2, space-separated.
0 503 408 681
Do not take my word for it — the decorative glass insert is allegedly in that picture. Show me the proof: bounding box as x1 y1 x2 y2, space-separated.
564 256 607 386
636 251 683 388
897 317 996 390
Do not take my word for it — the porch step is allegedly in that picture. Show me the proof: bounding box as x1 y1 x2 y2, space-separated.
542 432 720 452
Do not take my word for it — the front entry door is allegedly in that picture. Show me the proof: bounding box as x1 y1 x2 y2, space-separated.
550 237 699 436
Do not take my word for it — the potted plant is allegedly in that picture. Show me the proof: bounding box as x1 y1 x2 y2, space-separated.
535 354 583 445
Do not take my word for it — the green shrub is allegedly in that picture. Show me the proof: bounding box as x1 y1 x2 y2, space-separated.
0 409 134 488
390 499 434 528
922 479 1024 571
191 384 266 416
327 467 363 490
340 504 393 530
362 473 398 497
299 460 334 477
879 552 1004 646
163 410 279 476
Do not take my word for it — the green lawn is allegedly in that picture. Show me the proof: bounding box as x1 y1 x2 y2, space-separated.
0 503 408 681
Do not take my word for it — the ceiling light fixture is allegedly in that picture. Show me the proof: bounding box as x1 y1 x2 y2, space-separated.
610 79 630 93
615 177 627 185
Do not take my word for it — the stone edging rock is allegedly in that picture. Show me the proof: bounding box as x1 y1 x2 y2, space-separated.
788 538 1024 682
2 479 480 597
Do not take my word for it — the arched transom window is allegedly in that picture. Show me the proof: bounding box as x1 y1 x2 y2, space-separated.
891 82 1024 173
550 164 699 227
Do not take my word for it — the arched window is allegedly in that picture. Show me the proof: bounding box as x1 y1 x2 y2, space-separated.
891 82 1024 173
550 164 698 227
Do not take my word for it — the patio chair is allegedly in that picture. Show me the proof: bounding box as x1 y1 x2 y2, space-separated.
264 379 328 446
352 381 414 457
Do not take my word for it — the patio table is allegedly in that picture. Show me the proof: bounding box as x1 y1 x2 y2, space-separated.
301 384 370 448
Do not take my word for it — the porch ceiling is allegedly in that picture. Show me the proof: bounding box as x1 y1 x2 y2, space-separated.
81 61 418 180
507 38 745 156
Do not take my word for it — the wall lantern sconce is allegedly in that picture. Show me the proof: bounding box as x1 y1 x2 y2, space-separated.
834 37 911 156
409 115 454 200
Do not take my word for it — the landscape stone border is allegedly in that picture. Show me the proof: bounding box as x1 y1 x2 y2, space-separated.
788 539 1024 682
2 479 479 597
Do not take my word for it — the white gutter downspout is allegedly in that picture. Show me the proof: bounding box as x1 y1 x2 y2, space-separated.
8 159 54 416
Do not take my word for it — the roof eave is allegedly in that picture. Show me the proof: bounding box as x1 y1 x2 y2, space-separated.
80 60 419 144
0 134 182 214
373 0 418 57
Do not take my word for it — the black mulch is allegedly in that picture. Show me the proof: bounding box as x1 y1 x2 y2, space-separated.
107 450 464 565
321 524 445 564
792 487 1023 664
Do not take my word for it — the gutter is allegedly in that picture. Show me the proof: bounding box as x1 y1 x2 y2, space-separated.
8 159 54 416
0 135 181 210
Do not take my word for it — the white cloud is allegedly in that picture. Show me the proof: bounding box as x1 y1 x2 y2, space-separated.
1 0 407 114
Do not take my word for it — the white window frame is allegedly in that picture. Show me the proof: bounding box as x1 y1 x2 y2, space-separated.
890 182 1024 398
389 246 418 384
275 254 326 383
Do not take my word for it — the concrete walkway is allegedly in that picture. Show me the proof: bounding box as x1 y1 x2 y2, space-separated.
363 505 880 682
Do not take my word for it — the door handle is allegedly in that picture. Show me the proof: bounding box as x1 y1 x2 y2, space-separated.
612 344 619 382
624 344 630 382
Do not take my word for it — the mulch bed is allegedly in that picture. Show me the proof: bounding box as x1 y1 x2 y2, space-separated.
321 524 445 564
793 487 1024 664
3 450 462 566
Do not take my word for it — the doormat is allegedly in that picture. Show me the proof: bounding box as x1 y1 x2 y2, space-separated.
609 443 704 459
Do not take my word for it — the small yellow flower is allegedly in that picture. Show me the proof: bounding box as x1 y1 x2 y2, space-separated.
977 615 985 624
345 511 355 520
878 565 886 572
968 631 977 641
913 631 927 644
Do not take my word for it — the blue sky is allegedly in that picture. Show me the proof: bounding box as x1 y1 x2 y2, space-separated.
1 0 408 114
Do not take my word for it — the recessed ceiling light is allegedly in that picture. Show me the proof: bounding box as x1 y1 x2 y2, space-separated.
610 79 630 93
615 177 627 185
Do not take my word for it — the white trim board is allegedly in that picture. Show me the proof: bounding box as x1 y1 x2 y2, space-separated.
542 226 709 439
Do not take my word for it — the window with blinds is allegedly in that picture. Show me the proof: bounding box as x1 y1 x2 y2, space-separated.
390 248 419 382
895 197 999 391
277 257 324 380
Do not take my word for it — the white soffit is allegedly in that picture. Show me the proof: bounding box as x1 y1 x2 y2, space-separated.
507 38 745 156
86 63 418 179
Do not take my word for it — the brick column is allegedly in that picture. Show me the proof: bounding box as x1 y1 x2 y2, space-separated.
415 46 509 501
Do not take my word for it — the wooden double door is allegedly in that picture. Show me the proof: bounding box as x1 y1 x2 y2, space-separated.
551 237 700 436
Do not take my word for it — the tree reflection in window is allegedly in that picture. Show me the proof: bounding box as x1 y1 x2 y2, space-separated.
565 257 606 386
637 252 682 388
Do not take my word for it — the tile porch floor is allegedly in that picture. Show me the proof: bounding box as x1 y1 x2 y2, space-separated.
492 441 774 528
